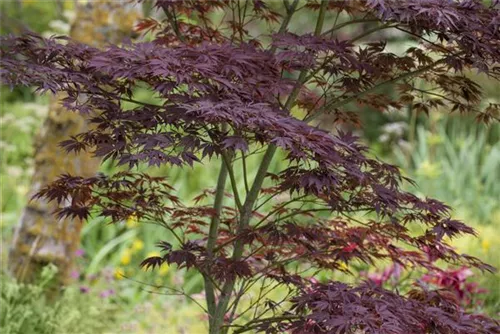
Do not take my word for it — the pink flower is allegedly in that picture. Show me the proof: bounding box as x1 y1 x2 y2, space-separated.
70 270 80 279
99 289 115 298
364 263 402 287
455 267 473 281
75 249 85 257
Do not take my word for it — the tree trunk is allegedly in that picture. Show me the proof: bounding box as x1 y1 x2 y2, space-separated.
8 0 141 285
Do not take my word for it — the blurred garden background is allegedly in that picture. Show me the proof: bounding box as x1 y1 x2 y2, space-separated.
0 1 499 333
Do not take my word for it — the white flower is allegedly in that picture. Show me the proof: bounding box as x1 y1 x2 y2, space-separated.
49 20 71 34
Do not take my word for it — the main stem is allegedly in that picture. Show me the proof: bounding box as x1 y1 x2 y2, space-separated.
208 1 328 333
205 158 229 327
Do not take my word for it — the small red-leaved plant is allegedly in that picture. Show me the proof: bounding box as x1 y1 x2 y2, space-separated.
2 0 500 333
363 263 488 308
422 267 488 308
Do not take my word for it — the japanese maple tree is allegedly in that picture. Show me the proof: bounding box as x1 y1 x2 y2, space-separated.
2 0 500 333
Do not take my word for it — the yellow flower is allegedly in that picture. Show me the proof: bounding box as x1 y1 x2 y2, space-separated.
115 267 125 280
146 251 160 258
416 160 442 179
426 133 443 146
338 262 349 271
158 263 169 276
120 249 132 266
126 213 138 228
481 239 491 252
16 185 28 195
132 239 144 252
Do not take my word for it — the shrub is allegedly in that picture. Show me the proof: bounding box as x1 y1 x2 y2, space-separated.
0 265 117 334
2 1 500 333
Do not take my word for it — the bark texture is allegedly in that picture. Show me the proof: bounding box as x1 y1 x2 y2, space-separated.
8 0 141 284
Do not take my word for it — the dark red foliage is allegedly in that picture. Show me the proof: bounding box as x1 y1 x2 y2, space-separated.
140 256 164 271
422 266 489 308
2 0 500 332
258 282 500 334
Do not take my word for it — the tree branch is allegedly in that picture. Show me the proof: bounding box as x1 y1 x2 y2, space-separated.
232 315 300 333
163 6 186 42
305 57 453 122
221 150 243 211
321 18 380 37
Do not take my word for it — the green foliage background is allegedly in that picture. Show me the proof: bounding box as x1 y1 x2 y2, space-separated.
0 1 499 332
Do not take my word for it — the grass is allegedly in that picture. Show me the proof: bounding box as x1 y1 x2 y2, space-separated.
390 115 500 316
394 117 500 225
0 265 118 334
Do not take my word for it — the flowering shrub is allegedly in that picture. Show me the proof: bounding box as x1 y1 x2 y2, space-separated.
422 267 488 309
2 0 500 333
362 263 488 311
